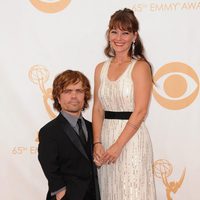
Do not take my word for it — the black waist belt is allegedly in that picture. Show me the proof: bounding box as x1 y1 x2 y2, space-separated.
104 111 132 120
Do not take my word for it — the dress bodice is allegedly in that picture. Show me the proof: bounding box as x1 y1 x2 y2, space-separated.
98 59 136 112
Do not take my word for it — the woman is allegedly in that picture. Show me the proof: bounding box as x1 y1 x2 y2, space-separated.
92 8 156 200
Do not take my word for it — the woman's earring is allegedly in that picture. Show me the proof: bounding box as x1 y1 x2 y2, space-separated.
132 41 135 55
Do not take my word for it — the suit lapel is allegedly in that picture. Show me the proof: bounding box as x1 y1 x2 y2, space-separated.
57 113 89 161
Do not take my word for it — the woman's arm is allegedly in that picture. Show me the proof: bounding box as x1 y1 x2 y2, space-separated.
92 62 106 166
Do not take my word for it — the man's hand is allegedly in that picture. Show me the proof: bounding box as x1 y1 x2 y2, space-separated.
56 189 66 200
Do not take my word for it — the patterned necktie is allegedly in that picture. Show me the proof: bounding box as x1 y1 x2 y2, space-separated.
77 119 87 145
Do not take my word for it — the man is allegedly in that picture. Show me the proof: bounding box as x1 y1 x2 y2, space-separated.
38 70 100 200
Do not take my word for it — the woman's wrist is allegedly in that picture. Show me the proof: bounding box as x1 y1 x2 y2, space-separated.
93 141 102 146
115 139 125 148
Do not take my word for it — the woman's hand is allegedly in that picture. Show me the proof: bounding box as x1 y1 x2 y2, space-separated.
101 142 123 165
93 143 105 167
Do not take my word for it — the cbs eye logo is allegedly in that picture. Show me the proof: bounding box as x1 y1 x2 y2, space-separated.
153 62 199 110
30 0 71 13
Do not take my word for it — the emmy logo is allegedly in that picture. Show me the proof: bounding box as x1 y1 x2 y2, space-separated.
154 159 186 200
29 65 57 119
29 65 57 142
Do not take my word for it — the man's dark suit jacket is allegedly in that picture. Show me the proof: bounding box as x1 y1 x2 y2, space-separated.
38 113 100 200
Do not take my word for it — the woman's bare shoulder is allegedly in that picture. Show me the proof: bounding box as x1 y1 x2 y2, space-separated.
134 60 150 69
132 60 152 82
95 61 106 74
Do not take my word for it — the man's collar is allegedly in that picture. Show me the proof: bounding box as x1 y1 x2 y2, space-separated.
61 110 82 127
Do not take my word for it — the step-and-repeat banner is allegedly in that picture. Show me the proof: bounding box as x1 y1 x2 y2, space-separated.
0 0 199 199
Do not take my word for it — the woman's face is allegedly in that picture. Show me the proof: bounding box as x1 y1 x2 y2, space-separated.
109 27 137 55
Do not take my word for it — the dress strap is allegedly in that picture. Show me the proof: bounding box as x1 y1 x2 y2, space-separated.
100 59 111 80
127 59 137 75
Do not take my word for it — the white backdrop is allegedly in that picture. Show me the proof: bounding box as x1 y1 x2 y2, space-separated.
0 0 200 199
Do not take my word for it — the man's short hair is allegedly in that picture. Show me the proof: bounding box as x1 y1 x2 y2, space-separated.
52 70 91 112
